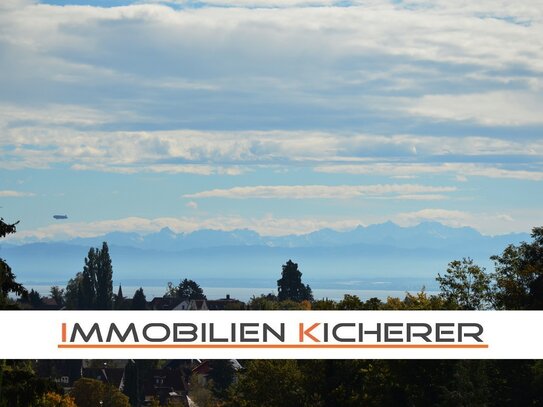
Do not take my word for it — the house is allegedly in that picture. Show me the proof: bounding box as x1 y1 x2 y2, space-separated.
37 359 83 391
83 367 125 389
191 359 242 387
143 368 188 406
206 294 245 310
37 297 63 310
149 296 184 310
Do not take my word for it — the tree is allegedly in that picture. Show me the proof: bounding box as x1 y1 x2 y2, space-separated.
80 248 97 310
122 360 139 407
492 227 543 310
131 287 147 310
207 360 237 398
225 360 307 407
436 258 492 310
71 378 129 407
247 294 278 310
114 284 126 310
337 294 364 310
277 260 313 302
68 243 114 310
36 392 76 407
50 286 65 308
96 242 113 310
0 360 61 407
0 218 27 309
166 278 206 300
64 273 82 310
27 289 43 309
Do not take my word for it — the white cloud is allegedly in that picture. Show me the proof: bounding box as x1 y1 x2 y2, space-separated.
184 184 456 199
395 209 471 227
0 103 114 127
185 200 198 209
3 127 543 174
404 92 543 126
394 208 543 235
315 163 543 181
9 215 365 240
0 190 35 197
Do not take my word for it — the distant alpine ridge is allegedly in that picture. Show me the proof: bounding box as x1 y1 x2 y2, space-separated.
1 222 530 289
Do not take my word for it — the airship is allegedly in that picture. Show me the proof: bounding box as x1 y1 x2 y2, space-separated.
53 215 68 220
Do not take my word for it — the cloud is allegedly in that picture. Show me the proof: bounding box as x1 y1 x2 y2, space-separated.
0 190 35 197
3 127 543 174
1 0 542 132
315 163 543 181
404 92 543 126
395 209 471 227
184 184 456 199
185 200 198 209
394 208 543 235
9 215 365 240
0 103 114 127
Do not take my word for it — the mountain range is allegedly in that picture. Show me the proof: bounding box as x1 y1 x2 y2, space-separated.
0 222 531 291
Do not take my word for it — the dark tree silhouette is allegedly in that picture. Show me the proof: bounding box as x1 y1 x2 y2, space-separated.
166 278 206 300
131 287 147 310
96 242 113 310
0 218 27 309
277 260 313 302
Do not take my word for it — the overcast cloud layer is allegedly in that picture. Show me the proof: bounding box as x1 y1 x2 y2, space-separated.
1 0 542 240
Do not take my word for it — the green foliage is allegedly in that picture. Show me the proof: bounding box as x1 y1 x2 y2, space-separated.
311 298 337 310
122 360 160 406
277 260 313 302
166 278 206 300
188 374 218 407
225 360 307 407
492 227 543 309
247 294 278 310
35 392 76 407
64 273 82 310
131 287 147 310
65 243 114 310
96 242 114 310
0 361 61 407
122 360 139 406
436 258 492 310
207 360 236 398
50 286 65 307
0 218 27 309
71 378 129 407
363 297 383 310
27 289 43 308
337 294 364 310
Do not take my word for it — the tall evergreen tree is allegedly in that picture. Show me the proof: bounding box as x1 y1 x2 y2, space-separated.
96 242 113 310
277 260 313 302
71 242 114 310
80 247 97 310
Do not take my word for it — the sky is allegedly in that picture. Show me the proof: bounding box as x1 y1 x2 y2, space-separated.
1 0 542 241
